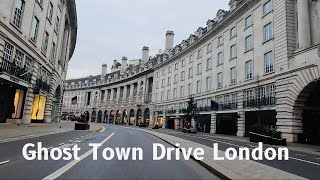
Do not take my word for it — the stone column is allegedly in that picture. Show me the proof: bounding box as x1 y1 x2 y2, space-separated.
162 111 167 128
191 117 196 128
237 92 245 137
130 84 134 97
110 89 114 100
297 0 311 48
24 63 41 124
210 112 216 134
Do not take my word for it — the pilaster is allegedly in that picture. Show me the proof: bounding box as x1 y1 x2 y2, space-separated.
210 112 216 134
237 91 245 137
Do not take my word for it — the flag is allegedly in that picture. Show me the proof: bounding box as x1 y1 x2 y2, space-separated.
71 96 77 105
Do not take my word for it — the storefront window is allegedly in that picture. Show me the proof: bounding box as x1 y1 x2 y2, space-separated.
11 89 25 119
31 95 47 120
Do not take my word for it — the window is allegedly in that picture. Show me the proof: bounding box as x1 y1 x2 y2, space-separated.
12 0 25 28
197 63 202 74
218 52 224 65
161 91 164 101
167 77 171 86
230 67 237 85
14 49 24 67
264 51 274 74
30 16 39 42
263 0 272 15
188 67 193 78
168 66 172 73
42 32 49 55
50 42 56 64
206 58 212 70
174 63 178 70
47 2 53 22
197 49 202 58
206 77 212 92
245 15 253 28
156 81 159 89
197 80 201 94
230 45 237 59
181 71 185 81
162 69 166 75
156 72 159 78
218 36 224 46
167 90 171 100
55 17 60 33
189 55 193 63
161 79 165 87
3 42 14 61
173 88 177 99
217 73 223 88
245 35 253 51
174 74 178 83
207 43 212 53
188 83 192 95
180 86 185 98
181 59 186 67
230 27 237 38
24 56 32 70
264 23 273 42
245 60 253 80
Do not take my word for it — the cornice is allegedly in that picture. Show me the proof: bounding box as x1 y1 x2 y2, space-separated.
153 0 256 70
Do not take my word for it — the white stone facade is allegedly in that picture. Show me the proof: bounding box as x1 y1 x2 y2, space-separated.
63 0 320 143
0 0 77 124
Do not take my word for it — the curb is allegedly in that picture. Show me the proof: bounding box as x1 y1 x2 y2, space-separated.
132 128 232 180
0 130 72 144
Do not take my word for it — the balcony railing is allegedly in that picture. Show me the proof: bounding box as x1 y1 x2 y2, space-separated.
0 60 31 82
144 93 152 104
243 97 276 108
218 103 238 110
35 79 50 92
166 109 176 114
198 106 212 112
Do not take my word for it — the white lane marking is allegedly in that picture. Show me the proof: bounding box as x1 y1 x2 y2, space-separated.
295 154 307 157
43 132 115 180
0 130 72 144
178 132 320 166
99 126 106 133
0 160 10 165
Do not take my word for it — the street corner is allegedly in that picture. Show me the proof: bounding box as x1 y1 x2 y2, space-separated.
89 123 105 132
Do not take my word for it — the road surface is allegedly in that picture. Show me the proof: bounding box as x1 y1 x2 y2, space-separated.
0 124 218 179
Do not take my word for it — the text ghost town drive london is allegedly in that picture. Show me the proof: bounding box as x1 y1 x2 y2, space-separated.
22 142 289 161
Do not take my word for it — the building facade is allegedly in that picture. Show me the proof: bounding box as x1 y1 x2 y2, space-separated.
0 0 77 124
63 0 320 144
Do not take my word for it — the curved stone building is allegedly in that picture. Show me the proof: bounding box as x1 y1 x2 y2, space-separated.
63 0 320 144
0 0 77 124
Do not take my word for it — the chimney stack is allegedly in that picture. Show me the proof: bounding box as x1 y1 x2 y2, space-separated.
121 56 128 71
142 46 149 63
165 30 174 53
101 64 108 79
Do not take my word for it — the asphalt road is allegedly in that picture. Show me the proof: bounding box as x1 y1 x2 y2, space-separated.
155 128 320 180
0 125 218 179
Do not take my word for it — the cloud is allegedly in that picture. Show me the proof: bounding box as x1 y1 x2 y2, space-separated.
67 0 229 79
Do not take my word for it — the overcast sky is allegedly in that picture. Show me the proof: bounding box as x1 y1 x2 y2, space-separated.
67 0 229 79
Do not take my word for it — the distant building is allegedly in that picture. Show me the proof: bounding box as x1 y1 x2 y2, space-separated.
63 0 320 144
0 0 77 123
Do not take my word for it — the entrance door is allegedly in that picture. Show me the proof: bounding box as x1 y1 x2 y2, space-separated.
0 84 16 123
216 113 238 135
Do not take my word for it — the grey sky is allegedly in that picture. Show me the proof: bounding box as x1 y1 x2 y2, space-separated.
67 0 229 79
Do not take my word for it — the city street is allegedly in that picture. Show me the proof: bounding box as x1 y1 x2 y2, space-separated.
0 125 218 179
151 128 320 179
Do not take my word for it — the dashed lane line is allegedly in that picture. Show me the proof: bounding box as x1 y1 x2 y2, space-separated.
43 132 115 180
0 160 10 166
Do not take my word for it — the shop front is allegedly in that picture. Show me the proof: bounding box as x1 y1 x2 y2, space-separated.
0 80 26 123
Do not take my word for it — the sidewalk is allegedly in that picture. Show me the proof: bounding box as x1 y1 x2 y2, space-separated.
135 128 306 180
158 128 320 156
0 121 103 143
